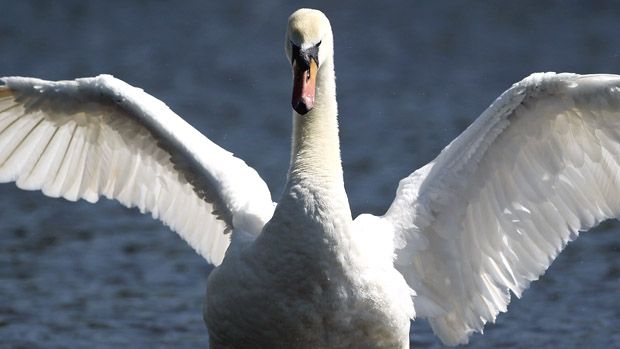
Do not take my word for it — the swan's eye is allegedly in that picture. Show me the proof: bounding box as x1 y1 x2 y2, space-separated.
291 42 300 52
291 41 301 64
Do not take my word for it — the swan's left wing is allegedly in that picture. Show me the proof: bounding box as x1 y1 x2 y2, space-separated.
0 75 274 265
383 73 620 345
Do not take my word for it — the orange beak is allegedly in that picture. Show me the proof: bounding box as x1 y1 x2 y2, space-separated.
291 58 317 115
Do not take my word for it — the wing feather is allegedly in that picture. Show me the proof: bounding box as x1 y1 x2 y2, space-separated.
384 73 620 345
0 75 274 265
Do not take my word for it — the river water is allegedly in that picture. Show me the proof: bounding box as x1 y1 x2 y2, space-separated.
1 1 619 348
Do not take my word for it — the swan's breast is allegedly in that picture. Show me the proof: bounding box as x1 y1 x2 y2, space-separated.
205 224 411 348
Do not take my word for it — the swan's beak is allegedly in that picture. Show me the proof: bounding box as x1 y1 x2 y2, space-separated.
292 58 317 115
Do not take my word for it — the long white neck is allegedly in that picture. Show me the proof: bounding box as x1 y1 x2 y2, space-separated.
277 57 351 223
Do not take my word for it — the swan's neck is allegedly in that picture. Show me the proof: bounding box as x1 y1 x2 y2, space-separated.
280 58 351 221
256 58 354 273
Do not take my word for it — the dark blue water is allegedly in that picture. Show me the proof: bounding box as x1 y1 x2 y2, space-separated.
1 1 619 348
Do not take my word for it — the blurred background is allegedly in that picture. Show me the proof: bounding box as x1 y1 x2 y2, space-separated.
0 1 619 348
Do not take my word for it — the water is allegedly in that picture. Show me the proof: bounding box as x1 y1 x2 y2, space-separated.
1 1 619 348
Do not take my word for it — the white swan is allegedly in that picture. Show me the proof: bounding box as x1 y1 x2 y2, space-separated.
1 8 620 348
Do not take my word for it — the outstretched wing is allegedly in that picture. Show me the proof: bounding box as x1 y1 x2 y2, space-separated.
0 75 274 265
384 73 620 345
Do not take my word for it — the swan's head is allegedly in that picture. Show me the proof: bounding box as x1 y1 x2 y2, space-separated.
285 9 333 115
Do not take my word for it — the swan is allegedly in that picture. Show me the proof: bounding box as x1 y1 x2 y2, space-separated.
1 7 620 348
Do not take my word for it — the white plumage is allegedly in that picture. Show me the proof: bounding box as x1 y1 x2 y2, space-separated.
384 72 620 344
0 75 273 265
2 8 620 348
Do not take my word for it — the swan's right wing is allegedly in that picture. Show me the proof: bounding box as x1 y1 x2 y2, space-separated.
0 75 274 265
